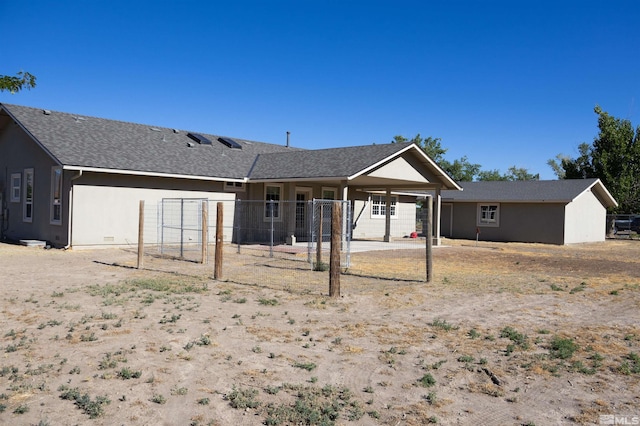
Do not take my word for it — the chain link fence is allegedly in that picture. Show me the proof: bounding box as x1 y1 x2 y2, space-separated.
139 197 431 292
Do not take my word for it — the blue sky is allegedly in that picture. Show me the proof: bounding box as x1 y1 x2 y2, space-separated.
2 1 638 180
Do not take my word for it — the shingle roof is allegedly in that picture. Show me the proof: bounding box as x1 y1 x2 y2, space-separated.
1 103 460 190
440 179 617 208
248 143 413 179
1 103 297 180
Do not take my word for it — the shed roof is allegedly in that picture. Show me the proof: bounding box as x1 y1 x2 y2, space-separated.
440 179 617 208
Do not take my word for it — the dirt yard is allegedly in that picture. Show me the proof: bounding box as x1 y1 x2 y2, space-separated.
0 239 638 425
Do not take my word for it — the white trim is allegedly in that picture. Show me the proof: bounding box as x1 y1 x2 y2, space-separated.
370 194 397 219
224 181 246 192
477 203 500 227
321 187 337 200
264 183 283 221
348 144 462 191
10 173 21 203
62 165 246 183
50 166 62 225
23 168 34 223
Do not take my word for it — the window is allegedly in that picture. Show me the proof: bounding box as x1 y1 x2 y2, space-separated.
371 195 397 218
225 181 245 192
264 184 282 219
321 187 337 200
478 203 499 227
10 173 21 202
23 168 34 222
51 167 62 224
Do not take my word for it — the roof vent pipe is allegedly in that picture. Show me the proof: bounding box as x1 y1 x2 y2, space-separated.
286 131 290 148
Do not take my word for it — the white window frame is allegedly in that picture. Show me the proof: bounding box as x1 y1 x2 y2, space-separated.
321 187 337 200
50 166 62 225
224 181 246 192
264 184 283 221
477 203 500 227
371 194 397 218
10 173 21 203
23 168 34 223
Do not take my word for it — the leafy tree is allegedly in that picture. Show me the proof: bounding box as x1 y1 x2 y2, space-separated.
504 166 540 181
549 106 640 212
477 169 506 181
0 71 36 93
476 166 538 181
391 134 481 181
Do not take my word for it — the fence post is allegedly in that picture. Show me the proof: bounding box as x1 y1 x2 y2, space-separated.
316 201 323 268
269 200 274 258
426 195 433 283
214 202 224 280
329 202 341 297
137 200 144 269
201 201 208 264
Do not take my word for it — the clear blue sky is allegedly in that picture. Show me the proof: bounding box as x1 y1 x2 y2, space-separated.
2 1 638 180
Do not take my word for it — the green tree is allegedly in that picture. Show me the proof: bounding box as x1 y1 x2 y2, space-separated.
477 169 507 181
476 166 538 181
391 134 481 181
0 71 37 93
392 134 538 182
549 106 640 212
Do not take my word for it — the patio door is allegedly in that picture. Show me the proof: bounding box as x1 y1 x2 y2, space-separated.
295 188 312 241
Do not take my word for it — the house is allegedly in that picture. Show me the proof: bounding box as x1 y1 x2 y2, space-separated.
437 179 617 245
0 103 460 248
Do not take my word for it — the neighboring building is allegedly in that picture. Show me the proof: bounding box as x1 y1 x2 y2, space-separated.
0 103 460 248
438 179 617 244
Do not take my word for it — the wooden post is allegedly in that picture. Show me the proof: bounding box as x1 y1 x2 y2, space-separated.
214 202 224 279
201 201 208 264
316 203 323 268
329 202 342 297
426 195 433 283
137 200 144 269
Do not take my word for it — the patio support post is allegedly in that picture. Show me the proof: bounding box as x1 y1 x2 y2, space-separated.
426 195 433 282
384 187 392 242
434 185 442 246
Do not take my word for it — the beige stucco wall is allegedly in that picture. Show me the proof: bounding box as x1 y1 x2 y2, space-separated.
351 195 417 239
564 189 606 243
71 175 234 248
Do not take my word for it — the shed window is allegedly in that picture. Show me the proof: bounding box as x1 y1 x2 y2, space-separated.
478 203 499 227
51 167 62 224
10 173 21 203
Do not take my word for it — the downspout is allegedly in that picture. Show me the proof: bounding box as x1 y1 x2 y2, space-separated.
64 170 82 249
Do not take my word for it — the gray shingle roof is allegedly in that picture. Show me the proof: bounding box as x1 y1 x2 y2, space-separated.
441 179 617 207
2 103 297 180
248 143 413 179
1 103 460 190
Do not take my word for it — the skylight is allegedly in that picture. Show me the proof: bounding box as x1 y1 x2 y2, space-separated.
218 137 242 149
187 133 212 145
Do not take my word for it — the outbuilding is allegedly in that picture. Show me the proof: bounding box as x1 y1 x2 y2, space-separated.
439 179 617 244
